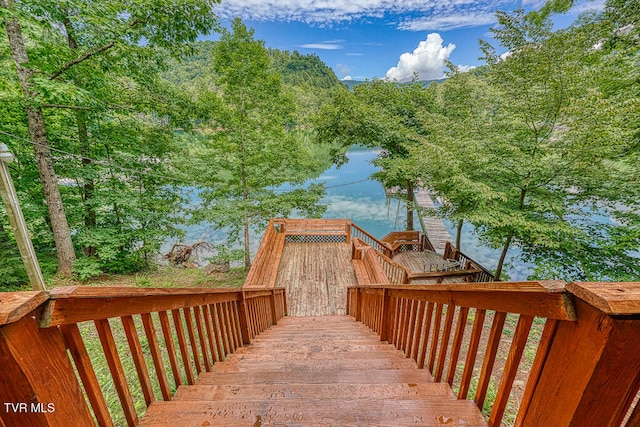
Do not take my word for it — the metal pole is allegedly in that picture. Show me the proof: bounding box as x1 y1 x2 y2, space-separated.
0 143 46 290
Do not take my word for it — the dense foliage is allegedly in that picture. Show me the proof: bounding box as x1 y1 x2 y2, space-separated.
0 10 337 289
316 1 640 281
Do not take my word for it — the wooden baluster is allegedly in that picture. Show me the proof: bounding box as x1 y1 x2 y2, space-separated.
158 310 183 387
435 304 456 382
411 301 426 363
428 303 444 372
193 306 212 371
447 306 470 386
418 302 435 369
183 307 203 375
489 315 533 426
171 309 195 385
202 304 220 362
404 300 418 357
230 301 243 350
94 319 138 427
475 311 507 409
459 308 486 399
392 298 403 346
121 315 155 405
515 319 557 427
140 313 172 400
61 324 113 427
210 304 226 360
224 302 237 352
401 299 413 352
217 301 231 356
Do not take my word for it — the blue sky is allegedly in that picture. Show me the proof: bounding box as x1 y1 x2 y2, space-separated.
207 0 604 82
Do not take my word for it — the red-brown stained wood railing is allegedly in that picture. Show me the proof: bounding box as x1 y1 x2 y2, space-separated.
444 241 496 282
0 285 286 426
348 281 582 427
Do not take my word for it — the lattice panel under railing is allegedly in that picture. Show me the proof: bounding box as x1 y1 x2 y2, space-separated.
285 235 347 243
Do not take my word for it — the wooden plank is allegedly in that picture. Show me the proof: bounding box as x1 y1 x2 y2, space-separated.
171 309 195 385
0 309 94 427
418 302 434 369
193 306 211 371
158 310 183 388
447 306 470 386
121 315 155 406
202 304 220 363
459 309 486 399
515 319 558 427
60 324 113 427
489 315 533 426
411 301 426 362
381 284 574 321
475 311 506 409
414 187 452 254
141 313 172 401
435 304 455 382
183 307 203 375
0 291 47 326
209 304 226 361
566 281 640 315
520 298 640 426
95 319 138 427
428 303 443 372
42 291 241 327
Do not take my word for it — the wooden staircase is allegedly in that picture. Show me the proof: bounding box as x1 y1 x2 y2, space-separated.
139 316 487 426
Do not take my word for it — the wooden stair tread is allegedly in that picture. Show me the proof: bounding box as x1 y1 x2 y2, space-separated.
140 399 487 426
172 383 455 401
195 369 435 385
210 358 418 372
139 315 487 426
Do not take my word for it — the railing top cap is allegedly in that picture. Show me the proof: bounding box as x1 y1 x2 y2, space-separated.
568 282 640 315
0 291 48 326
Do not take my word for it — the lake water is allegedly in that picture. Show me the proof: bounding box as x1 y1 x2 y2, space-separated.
178 147 529 279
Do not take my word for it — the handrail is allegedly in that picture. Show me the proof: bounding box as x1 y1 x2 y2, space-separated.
0 286 287 426
349 222 390 255
347 281 640 427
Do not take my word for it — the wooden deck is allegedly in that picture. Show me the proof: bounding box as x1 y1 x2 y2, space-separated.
139 316 487 426
394 250 469 284
414 187 452 254
275 242 357 316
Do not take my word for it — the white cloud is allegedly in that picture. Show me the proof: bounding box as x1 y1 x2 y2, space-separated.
299 43 343 50
399 12 496 31
342 75 353 81
215 0 512 31
457 65 476 73
385 33 455 82
336 63 354 78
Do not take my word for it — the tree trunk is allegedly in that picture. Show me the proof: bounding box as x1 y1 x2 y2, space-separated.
456 219 463 250
494 229 513 281
63 14 97 257
3 3 76 275
406 180 414 231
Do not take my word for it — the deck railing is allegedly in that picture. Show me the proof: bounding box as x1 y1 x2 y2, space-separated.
0 286 286 427
444 241 496 282
347 281 640 426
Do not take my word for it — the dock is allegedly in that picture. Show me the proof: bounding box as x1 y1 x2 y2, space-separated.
413 187 452 254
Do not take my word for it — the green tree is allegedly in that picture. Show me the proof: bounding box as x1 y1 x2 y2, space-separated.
1 0 219 275
192 19 325 270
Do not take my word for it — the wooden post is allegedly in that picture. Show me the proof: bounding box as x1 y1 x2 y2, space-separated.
0 144 45 290
0 304 94 426
518 282 640 427
236 292 251 345
354 288 362 322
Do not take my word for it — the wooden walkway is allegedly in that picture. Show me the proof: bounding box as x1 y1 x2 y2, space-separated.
274 242 357 317
139 316 487 426
414 188 452 254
